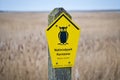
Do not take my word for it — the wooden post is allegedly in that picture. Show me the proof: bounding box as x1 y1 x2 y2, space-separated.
48 8 72 80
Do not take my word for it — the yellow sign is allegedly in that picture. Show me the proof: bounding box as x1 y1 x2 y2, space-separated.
46 12 80 68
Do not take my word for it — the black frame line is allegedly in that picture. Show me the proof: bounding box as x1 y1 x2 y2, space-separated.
47 14 79 31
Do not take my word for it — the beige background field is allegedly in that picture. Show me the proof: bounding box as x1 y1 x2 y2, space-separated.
0 12 120 80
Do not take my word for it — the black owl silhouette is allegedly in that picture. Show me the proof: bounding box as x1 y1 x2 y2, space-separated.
58 27 68 44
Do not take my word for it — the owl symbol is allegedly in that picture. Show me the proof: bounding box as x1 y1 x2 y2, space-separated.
58 25 69 45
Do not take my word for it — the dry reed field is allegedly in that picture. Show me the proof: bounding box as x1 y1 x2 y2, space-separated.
0 11 120 80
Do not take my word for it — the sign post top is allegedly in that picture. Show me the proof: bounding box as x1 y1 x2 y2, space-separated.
48 8 71 25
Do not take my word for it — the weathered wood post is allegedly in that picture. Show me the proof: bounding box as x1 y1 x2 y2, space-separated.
48 8 72 80
46 7 80 80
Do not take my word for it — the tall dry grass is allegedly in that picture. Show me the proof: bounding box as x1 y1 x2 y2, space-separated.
73 37 120 80
0 12 120 80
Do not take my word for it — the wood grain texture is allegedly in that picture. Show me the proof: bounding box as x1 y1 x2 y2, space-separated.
48 8 71 80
